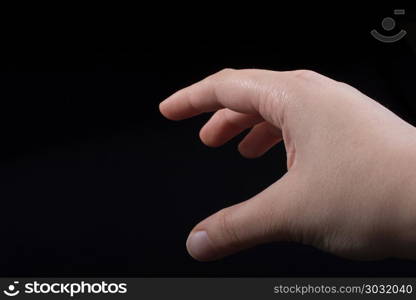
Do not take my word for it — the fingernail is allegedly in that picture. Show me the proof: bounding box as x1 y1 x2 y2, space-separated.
186 231 216 261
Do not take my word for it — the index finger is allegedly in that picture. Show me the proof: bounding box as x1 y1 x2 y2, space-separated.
159 68 327 128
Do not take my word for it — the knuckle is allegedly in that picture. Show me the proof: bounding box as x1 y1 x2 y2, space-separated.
259 82 291 126
185 88 200 112
204 68 235 85
215 68 236 80
218 67 235 75
291 69 320 81
218 207 241 248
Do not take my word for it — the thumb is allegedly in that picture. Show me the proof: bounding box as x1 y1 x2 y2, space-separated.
186 175 301 261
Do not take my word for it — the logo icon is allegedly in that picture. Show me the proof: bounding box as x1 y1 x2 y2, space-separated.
371 9 407 43
3 281 20 297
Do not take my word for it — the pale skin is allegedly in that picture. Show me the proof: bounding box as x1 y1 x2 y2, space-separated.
159 68 416 261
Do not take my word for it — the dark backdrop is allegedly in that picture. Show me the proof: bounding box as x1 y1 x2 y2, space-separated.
1 6 416 276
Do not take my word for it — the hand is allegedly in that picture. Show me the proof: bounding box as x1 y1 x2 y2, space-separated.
159 69 416 261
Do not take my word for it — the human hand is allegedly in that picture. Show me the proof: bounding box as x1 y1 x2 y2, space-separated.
159 69 416 261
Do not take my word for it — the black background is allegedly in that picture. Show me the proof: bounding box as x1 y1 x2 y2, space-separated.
1 6 416 276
